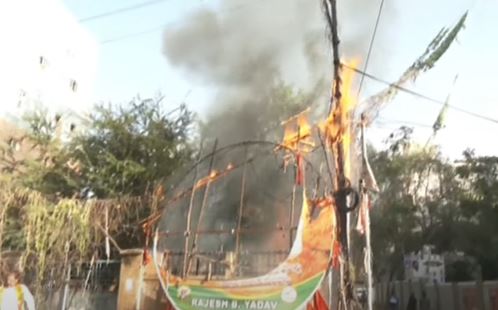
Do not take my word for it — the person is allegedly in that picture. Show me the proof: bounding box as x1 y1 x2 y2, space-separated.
0 271 35 310
406 292 417 310
419 290 430 310
388 289 399 310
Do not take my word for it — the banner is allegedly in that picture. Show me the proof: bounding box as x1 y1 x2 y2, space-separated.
154 192 336 310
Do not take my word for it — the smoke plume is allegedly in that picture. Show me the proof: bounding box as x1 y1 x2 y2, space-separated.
163 0 395 135
158 0 396 273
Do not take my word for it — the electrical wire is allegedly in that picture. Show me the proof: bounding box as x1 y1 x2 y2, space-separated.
79 0 174 23
376 117 433 129
99 0 267 45
83 0 498 127
356 0 386 98
342 64 498 125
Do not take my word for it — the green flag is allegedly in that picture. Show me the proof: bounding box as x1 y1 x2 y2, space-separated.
433 75 458 133
433 101 449 133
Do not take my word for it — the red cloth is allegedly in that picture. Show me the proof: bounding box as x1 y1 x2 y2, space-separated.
356 193 372 235
296 153 304 185
143 249 152 266
307 292 329 310
165 301 175 310
331 240 341 269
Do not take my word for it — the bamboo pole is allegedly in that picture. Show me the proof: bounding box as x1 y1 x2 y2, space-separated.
288 183 297 249
188 139 218 274
235 147 249 259
323 0 356 307
60 264 71 310
360 117 374 310
182 141 204 278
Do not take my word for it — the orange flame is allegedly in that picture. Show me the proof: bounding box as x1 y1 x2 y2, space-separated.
279 109 314 153
193 162 238 192
320 59 360 182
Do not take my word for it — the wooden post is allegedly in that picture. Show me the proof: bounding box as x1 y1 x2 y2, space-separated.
323 0 361 306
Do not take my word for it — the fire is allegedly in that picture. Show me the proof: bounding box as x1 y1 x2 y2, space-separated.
320 59 360 182
279 108 314 154
193 162 238 192
276 59 360 183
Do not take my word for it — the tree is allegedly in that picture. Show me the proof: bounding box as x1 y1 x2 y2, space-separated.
368 127 462 281
4 96 195 199
455 150 498 280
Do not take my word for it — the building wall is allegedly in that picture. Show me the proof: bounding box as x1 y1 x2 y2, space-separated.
375 280 498 310
405 246 445 283
0 0 98 117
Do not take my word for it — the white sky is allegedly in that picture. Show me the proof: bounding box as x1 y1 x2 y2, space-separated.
11 0 498 159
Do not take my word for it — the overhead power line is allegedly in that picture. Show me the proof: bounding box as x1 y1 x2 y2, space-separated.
88 0 498 127
376 117 433 129
79 0 173 23
100 25 166 44
357 0 386 98
98 0 266 45
342 64 498 125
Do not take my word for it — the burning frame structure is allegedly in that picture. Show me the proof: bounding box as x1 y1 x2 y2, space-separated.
140 1 467 309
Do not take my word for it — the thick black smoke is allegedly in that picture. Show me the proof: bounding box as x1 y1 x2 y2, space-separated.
158 0 395 275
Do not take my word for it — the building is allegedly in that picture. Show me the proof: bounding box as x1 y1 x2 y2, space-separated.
404 245 445 283
0 0 98 117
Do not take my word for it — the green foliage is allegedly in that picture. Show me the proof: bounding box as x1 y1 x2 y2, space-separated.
25 197 92 295
69 97 195 197
0 179 93 298
370 127 498 281
7 96 195 199
369 127 461 280
454 150 498 280
362 13 467 123
446 260 476 282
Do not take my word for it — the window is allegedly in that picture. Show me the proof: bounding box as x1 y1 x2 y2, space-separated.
39 56 47 68
70 79 78 92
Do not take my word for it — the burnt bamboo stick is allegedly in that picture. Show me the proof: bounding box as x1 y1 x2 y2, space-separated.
289 182 297 250
235 147 249 258
188 139 218 274
182 141 204 278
